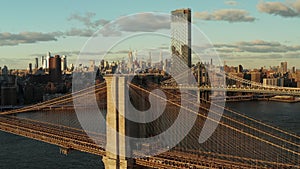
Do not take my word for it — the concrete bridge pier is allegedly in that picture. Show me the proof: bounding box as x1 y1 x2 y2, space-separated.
103 76 134 169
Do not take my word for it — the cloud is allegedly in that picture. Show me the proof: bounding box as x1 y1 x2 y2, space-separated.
194 9 256 22
216 47 244 53
0 13 105 46
215 40 300 53
220 52 300 68
68 12 109 29
109 50 129 55
236 40 281 46
66 12 110 37
115 13 170 32
225 0 238 6
66 12 170 37
0 31 63 46
257 0 300 17
98 24 122 37
65 28 95 37
96 13 170 37
238 40 300 53
0 12 170 46
221 53 284 60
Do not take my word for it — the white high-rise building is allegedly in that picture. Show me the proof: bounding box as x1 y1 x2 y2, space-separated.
128 50 134 72
89 60 97 72
159 51 163 69
42 58 47 69
61 55 67 71
159 51 163 63
43 52 51 69
134 50 138 61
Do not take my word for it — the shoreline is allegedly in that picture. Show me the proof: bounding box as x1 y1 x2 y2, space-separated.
267 98 300 103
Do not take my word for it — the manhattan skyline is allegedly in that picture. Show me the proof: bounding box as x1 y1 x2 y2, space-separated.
1 0 300 69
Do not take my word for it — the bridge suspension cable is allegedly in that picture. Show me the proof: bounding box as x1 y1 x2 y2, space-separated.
128 82 299 167
128 83 300 157
159 88 300 148
180 89 300 140
0 82 106 115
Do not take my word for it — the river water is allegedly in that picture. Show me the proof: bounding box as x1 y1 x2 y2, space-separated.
0 101 299 169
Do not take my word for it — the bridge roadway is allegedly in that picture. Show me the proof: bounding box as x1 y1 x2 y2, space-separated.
0 115 106 156
0 115 223 168
1 115 295 169
134 151 266 169
161 85 300 96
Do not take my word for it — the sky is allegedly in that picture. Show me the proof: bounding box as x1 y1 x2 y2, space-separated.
1 0 300 69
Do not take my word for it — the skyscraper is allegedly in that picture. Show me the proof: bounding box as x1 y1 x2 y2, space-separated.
128 50 133 72
44 52 51 69
171 8 191 68
280 61 287 73
29 63 32 74
61 55 67 71
238 65 243 73
41 56 45 69
49 55 62 82
35 57 39 69
148 52 152 67
89 60 97 72
134 50 138 61
159 51 163 69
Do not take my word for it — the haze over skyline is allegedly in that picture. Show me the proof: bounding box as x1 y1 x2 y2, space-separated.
1 0 300 69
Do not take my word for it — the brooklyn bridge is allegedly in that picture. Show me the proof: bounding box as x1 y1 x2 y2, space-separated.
0 73 299 169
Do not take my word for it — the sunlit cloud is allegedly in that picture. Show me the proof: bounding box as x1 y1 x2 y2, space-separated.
0 32 63 46
257 0 300 17
194 9 256 22
215 40 300 53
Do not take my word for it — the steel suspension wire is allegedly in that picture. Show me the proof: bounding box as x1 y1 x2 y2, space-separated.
151 81 300 149
177 91 300 148
128 83 300 157
1 82 106 114
128 83 299 167
160 88 298 165
182 89 300 140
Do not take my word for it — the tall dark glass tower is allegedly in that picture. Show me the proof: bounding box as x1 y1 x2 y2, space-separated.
49 55 62 82
171 8 191 68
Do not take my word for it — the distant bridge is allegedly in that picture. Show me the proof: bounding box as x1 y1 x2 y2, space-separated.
161 85 300 96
